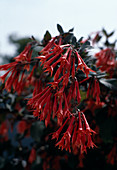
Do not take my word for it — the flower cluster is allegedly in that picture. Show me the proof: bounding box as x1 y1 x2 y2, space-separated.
52 111 96 154
0 43 33 94
27 36 97 153
95 48 115 72
0 34 97 154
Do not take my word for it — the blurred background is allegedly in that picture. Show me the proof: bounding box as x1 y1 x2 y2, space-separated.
0 0 117 56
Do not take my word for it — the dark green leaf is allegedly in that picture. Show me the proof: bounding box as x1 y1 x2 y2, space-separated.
104 40 110 46
68 28 74 32
31 36 36 41
99 117 116 143
83 40 90 46
64 33 73 43
79 40 91 52
108 31 115 37
104 78 117 87
72 36 77 45
99 78 117 90
30 121 45 142
43 31 51 42
102 28 108 37
95 35 102 43
78 37 83 43
57 24 64 34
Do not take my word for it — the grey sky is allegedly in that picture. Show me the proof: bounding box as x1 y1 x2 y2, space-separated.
0 0 117 55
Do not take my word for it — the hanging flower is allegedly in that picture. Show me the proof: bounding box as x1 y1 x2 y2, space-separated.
0 43 33 93
75 51 95 77
87 78 101 104
56 116 75 152
53 110 96 154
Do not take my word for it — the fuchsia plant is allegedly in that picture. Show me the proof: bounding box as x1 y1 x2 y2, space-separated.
0 25 117 162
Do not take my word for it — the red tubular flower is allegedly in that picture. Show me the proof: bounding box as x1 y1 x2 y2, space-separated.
87 134 96 149
72 122 78 145
72 57 75 78
56 96 64 126
45 99 52 127
63 93 70 118
14 43 32 62
44 48 63 68
52 94 57 119
39 92 52 113
40 93 52 121
87 78 100 104
37 43 72 81
53 108 96 154
0 43 33 93
37 43 61 62
74 112 96 153
55 136 65 151
67 48 72 71
55 85 65 98
56 116 75 152
0 69 12 83
52 118 69 141
56 47 71 72
0 63 17 86
76 80 81 104
75 51 95 77
28 86 52 119
74 112 86 154
43 47 71 78
73 79 77 100
3 68 26 95
82 113 96 134
40 37 57 54
0 61 18 71
15 43 33 71
15 71 26 94
62 72 70 87
68 78 81 104
12 72 20 90
27 65 36 82
28 86 50 106
54 64 63 81
67 84 73 103
96 79 100 104
32 79 44 97
44 65 54 77
4 68 17 91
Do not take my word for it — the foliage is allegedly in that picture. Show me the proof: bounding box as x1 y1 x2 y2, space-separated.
0 24 117 170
